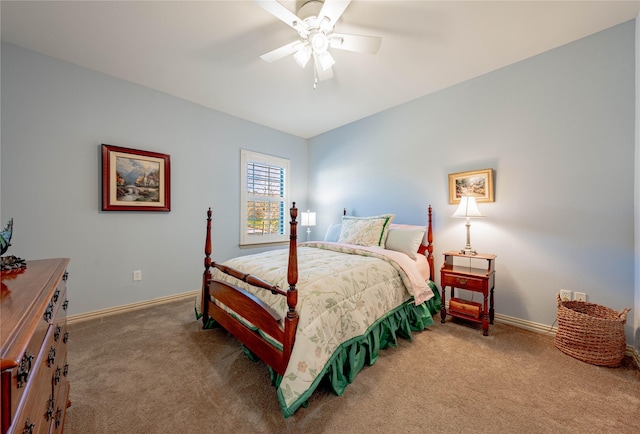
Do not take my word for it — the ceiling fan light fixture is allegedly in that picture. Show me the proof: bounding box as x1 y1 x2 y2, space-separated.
317 51 335 71
310 31 329 54
293 44 312 68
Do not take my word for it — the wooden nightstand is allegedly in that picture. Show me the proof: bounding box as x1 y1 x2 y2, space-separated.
440 251 496 336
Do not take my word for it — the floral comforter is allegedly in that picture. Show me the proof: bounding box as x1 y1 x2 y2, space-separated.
200 242 435 414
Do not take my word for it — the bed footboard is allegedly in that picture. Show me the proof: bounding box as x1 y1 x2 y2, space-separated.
201 205 300 376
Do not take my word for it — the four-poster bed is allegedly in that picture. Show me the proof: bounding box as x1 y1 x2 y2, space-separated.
197 203 440 417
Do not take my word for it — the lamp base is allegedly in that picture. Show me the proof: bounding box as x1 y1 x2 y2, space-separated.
458 247 478 256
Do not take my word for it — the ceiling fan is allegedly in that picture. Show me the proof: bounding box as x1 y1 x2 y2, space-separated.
256 0 382 88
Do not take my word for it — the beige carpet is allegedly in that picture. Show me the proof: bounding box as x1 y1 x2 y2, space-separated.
65 297 639 433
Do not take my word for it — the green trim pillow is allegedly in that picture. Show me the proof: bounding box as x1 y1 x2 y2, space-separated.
338 214 395 247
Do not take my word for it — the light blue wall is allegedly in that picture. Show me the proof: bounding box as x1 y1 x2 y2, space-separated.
309 21 637 343
1 42 308 316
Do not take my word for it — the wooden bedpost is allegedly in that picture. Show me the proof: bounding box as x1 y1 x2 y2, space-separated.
202 208 213 328
283 202 300 364
426 205 434 282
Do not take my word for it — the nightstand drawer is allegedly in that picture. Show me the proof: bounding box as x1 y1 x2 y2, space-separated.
441 273 485 291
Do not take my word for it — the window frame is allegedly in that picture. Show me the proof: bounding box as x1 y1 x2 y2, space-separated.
240 149 290 246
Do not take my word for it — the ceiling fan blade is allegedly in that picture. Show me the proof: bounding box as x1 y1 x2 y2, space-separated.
260 40 302 63
255 0 307 32
318 0 351 26
314 54 334 82
330 33 382 54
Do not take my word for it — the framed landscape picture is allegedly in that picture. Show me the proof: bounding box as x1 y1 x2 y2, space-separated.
448 168 494 204
101 144 171 211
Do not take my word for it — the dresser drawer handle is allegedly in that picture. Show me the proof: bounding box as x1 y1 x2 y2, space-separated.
55 408 63 427
456 278 468 285
64 331 69 344
53 288 60 303
44 302 54 321
17 351 34 388
54 367 62 385
63 363 69 377
46 396 55 420
63 299 69 311
54 325 61 341
63 271 69 281
22 418 35 434
48 346 57 367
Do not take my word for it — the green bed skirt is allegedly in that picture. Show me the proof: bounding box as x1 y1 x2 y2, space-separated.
271 285 441 417
197 283 442 418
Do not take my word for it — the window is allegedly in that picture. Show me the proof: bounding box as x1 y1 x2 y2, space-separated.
240 150 290 245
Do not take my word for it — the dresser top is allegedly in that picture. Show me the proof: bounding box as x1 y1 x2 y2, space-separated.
1 258 69 368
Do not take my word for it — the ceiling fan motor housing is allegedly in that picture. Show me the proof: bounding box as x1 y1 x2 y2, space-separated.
297 1 324 21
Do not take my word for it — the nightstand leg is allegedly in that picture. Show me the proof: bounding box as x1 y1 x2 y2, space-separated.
440 286 447 323
489 286 495 325
482 292 489 336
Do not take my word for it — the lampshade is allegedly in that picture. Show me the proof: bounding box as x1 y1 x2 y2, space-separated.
301 210 316 227
452 196 485 218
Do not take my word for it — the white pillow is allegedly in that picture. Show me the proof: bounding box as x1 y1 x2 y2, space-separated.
324 223 342 242
338 214 395 247
389 223 428 245
385 228 425 260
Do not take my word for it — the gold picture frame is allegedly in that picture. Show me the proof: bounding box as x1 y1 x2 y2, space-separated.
448 168 494 204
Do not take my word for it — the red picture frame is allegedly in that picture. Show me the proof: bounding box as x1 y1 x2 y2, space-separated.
101 144 171 212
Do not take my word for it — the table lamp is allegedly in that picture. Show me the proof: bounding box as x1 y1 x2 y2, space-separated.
301 210 316 242
452 196 484 255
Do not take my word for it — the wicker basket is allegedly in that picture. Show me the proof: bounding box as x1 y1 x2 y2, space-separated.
554 294 630 367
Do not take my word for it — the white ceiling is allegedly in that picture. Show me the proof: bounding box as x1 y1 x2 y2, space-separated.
2 1 638 138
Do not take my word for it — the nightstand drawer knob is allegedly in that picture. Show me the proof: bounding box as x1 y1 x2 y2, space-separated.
456 277 468 285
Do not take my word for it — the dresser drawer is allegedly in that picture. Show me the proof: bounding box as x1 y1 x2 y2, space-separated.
10 328 58 434
1 259 70 434
441 273 486 291
3 318 50 428
51 356 70 434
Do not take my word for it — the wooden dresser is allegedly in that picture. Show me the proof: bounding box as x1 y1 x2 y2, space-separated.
1 259 71 434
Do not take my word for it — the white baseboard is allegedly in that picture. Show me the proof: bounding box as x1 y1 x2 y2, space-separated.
69 294 640 370
494 312 640 369
67 290 199 325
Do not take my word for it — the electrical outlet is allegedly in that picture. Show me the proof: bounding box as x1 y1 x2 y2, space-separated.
560 289 571 301
133 270 142 281
574 292 587 302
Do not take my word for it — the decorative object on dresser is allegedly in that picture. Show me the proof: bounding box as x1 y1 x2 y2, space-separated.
440 251 496 336
0 219 26 273
1 258 71 434
1 219 13 255
452 196 485 256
